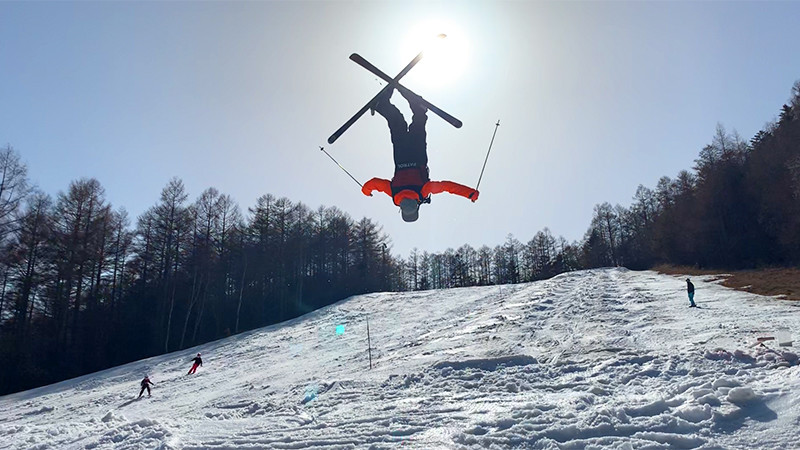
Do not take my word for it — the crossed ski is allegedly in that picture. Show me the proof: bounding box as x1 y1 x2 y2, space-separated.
327 53 462 144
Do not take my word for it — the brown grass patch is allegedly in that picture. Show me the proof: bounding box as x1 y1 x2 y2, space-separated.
653 265 800 301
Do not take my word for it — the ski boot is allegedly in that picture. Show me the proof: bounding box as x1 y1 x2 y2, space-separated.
401 89 427 115
371 87 394 116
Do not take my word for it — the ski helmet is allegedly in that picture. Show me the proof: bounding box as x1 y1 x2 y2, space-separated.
400 198 420 222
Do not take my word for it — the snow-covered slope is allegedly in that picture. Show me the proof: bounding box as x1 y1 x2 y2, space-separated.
2 268 799 449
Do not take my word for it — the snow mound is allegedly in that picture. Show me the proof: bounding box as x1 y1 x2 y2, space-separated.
726 387 762 405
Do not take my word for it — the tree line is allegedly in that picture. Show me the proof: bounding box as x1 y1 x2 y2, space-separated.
1 80 798 395
577 81 800 270
0 169 405 394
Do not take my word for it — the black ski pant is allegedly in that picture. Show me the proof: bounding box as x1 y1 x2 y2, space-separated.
139 385 150 397
376 99 428 170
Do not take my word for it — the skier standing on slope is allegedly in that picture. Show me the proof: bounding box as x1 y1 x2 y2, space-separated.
187 353 203 375
138 375 154 398
361 88 479 222
686 278 697 307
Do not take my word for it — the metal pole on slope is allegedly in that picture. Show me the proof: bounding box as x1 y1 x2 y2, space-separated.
320 146 363 188
367 316 373 370
475 120 500 191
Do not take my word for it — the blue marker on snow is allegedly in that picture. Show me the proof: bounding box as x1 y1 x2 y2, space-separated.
336 324 345 335
302 384 318 404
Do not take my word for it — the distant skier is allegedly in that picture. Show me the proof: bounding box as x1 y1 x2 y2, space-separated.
138 375 154 398
187 353 203 375
362 87 479 222
686 278 697 307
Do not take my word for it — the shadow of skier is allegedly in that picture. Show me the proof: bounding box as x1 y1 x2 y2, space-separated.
118 397 140 408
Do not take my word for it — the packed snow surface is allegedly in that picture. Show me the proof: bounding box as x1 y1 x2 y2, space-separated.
2 268 800 449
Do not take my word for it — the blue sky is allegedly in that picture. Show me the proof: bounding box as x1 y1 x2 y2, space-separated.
2 1 799 257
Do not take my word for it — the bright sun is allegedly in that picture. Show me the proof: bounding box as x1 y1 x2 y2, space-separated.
398 20 470 91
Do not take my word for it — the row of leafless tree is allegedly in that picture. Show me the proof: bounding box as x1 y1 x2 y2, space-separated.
396 230 582 290
0 162 402 394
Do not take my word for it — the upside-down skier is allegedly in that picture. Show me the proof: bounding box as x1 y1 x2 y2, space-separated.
361 87 479 222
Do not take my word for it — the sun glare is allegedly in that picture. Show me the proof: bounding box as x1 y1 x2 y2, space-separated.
399 20 470 91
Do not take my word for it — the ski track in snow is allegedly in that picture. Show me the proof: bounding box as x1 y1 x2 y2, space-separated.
2 268 799 449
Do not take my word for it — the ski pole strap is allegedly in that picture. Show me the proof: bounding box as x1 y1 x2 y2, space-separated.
476 120 500 191
319 146 363 188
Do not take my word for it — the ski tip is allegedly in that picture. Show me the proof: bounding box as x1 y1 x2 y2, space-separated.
327 136 338 145
349 53 360 61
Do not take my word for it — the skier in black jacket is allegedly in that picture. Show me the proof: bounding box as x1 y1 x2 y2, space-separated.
138 375 154 398
188 353 203 375
686 278 696 307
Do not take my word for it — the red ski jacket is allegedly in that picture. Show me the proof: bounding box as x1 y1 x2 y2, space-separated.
362 177 479 205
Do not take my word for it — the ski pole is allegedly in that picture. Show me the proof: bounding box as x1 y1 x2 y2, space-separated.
319 146 362 188
367 315 373 370
476 120 500 191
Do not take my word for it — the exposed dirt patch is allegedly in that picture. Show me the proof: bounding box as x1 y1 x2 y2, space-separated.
653 265 800 301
